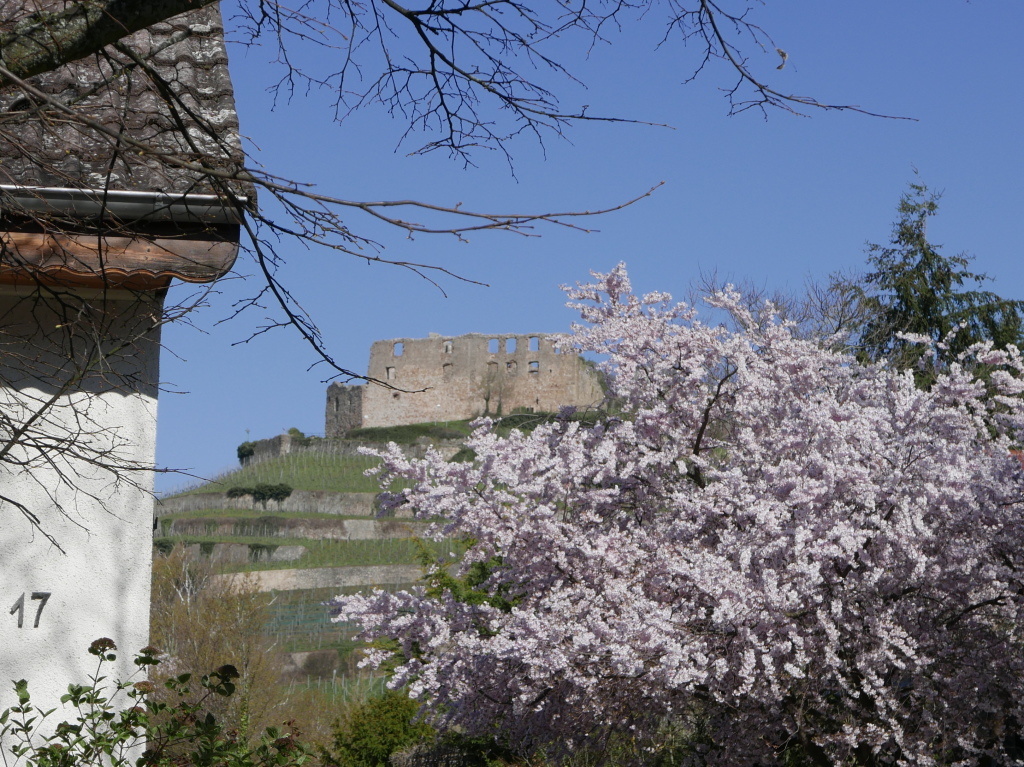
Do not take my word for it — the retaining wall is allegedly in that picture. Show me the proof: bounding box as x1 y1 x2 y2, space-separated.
178 542 308 564
214 564 423 592
244 434 463 465
154 490 380 517
159 516 426 540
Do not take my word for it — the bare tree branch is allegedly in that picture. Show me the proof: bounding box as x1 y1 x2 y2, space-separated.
0 0 909 540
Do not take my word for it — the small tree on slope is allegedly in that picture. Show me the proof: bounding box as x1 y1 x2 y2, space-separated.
335 264 1024 766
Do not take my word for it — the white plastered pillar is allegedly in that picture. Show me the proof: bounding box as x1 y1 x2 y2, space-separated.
0 283 163 716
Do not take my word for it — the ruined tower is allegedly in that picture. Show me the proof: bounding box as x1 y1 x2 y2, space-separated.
326 333 604 434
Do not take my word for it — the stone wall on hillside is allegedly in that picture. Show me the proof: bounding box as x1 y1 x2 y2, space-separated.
154 490 381 517
326 332 605 434
243 433 463 465
163 516 424 541
215 565 423 592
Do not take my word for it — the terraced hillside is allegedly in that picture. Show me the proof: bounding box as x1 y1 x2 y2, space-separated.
153 429 457 692
153 415 575 695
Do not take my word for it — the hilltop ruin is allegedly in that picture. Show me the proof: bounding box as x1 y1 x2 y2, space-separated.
326 333 604 434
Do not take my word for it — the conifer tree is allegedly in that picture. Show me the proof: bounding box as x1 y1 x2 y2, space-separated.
856 182 1024 386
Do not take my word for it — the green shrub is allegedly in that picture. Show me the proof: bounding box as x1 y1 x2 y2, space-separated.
226 484 293 509
323 689 433 767
287 428 315 448
0 641 310 767
253 483 293 505
237 441 256 464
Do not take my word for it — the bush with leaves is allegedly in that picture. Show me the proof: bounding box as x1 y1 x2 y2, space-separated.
254 484 293 507
0 639 309 767
321 689 433 767
337 265 1024 766
238 442 257 465
225 484 293 508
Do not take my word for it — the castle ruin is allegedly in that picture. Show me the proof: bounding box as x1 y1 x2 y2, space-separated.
326 333 604 435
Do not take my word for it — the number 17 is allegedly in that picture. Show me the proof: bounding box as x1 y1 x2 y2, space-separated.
9 592 51 628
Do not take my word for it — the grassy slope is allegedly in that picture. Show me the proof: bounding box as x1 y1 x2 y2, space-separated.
155 537 460 572
170 453 385 495
344 420 473 443
166 415 582 498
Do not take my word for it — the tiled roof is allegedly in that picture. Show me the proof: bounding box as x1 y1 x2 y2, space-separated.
0 2 246 197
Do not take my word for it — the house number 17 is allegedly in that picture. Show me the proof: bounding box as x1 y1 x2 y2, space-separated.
9 592 51 628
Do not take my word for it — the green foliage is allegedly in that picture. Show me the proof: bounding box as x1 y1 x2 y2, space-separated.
225 485 293 507
237 441 256 464
416 540 518 616
323 686 515 767
287 429 317 448
857 181 1024 386
346 421 473 444
0 641 309 767
255 483 293 504
322 689 433 767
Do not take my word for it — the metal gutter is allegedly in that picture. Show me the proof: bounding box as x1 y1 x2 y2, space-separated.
0 185 248 225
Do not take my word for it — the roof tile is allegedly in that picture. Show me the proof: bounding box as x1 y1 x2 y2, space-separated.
0 2 247 197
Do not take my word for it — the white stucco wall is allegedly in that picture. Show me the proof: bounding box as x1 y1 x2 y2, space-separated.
0 285 162 721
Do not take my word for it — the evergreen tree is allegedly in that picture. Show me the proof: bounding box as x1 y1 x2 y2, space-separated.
857 182 1024 385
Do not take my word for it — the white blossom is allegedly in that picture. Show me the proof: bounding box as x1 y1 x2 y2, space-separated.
334 264 1024 765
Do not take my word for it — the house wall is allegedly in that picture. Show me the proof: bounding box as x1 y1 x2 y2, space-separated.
0 286 160 716
326 333 604 434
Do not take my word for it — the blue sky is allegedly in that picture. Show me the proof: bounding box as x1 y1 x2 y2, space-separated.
154 1 1024 492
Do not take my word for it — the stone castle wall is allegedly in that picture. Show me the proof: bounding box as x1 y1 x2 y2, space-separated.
324 383 362 438
241 433 464 465
326 333 604 434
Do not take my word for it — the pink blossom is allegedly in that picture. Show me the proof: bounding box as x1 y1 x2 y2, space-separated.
334 264 1024 765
